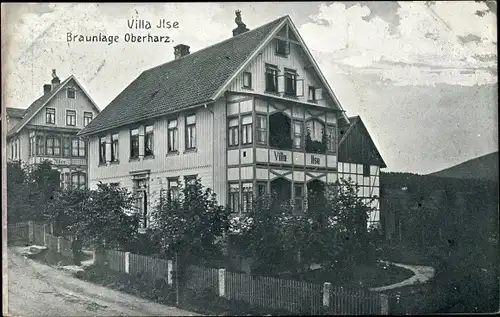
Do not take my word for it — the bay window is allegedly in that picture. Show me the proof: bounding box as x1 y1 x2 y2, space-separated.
71 172 86 189
242 183 253 213
63 136 71 157
256 115 267 145
45 135 60 156
145 125 154 157
326 125 337 153
241 115 253 145
228 117 239 147
294 184 304 213
257 182 267 197
229 184 240 213
36 135 45 155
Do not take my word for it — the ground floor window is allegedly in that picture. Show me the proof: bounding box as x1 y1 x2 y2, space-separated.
256 182 267 197
294 183 304 212
71 172 87 189
229 183 240 213
168 178 179 201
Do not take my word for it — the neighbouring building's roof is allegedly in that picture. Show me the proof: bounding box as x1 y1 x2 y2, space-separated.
338 115 387 168
79 16 290 137
6 107 26 119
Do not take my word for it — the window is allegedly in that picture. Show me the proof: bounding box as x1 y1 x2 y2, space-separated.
242 183 253 213
29 135 35 157
66 110 76 126
46 108 55 124
294 184 304 212
308 86 316 102
284 69 297 96
293 121 303 149
363 164 370 177
83 112 93 127
62 136 71 157
167 119 178 152
111 133 119 162
326 125 337 153
67 87 76 99
185 175 197 187
307 119 325 141
36 135 45 155
243 72 252 89
241 115 253 145
71 137 85 157
185 114 196 150
130 128 139 159
265 65 279 93
276 38 290 56
99 137 106 164
10 143 13 159
228 117 239 147
71 172 86 189
256 115 267 145
229 184 240 213
45 135 60 156
168 178 179 200
14 141 18 159
257 182 267 197
145 125 154 157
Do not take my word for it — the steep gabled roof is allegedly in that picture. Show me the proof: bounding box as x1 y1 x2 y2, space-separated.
79 16 289 137
339 115 387 168
7 75 101 137
6 107 26 118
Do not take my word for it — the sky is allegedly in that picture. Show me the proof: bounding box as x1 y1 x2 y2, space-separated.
2 2 497 174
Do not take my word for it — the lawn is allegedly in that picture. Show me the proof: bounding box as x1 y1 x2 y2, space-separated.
276 261 415 289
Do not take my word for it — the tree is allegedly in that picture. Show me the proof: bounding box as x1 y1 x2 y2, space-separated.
149 178 231 266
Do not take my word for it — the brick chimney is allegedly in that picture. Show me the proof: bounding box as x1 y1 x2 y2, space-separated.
174 44 190 60
233 10 250 37
51 69 60 89
43 84 52 95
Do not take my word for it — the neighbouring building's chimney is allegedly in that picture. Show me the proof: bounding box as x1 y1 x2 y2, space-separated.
233 10 250 37
51 69 60 88
174 44 190 60
43 84 52 95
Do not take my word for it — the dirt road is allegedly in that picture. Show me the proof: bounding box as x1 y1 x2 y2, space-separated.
6 247 200 316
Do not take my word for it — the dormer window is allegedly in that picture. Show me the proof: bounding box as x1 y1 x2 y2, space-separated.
276 38 290 56
67 87 76 99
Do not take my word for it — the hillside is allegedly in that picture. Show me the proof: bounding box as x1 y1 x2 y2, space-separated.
429 151 498 182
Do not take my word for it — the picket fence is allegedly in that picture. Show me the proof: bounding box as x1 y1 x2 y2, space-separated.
7 222 30 245
103 249 388 315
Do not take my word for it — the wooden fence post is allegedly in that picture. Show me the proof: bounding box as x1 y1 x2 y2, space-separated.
380 294 389 315
50 223 54 235
323 282 332 307
125 252 130 274
167 260 173 285
28 221 34 243
218 268 226 298
57 237 62 253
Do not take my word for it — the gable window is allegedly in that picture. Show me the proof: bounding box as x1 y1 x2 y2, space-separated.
363 164 370 177
99 137 106 164
228 117 239 147
256 114 267 145
326 125 337 153
83 112 93 127
293 121 303 149
168 178 179 201
62 136 71 157
70 137 85 157
67 87 76 99
243 72 252 89
66 110 76 126
45 135 60 156
185 114 196 150
111 133 119 162
130 128 139 159
229 184 240 213
46 108 55 124
284 69 297 96
167 119 178 153
308 86 316 102
145 125 154 157
275 38 290 56
241 115 253 145
265 65 279 93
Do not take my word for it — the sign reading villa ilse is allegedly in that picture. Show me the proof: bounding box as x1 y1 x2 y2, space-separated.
267 150 329 168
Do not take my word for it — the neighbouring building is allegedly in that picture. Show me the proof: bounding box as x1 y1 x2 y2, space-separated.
78 13 385 229
6 70 101 189
338 116 387 228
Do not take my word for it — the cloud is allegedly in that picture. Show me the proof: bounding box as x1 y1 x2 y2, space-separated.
298 1 497 86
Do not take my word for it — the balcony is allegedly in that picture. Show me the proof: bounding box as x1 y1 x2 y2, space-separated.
29 155 87 166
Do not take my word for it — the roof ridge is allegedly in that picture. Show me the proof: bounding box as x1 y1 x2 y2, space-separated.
143 15 289 74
